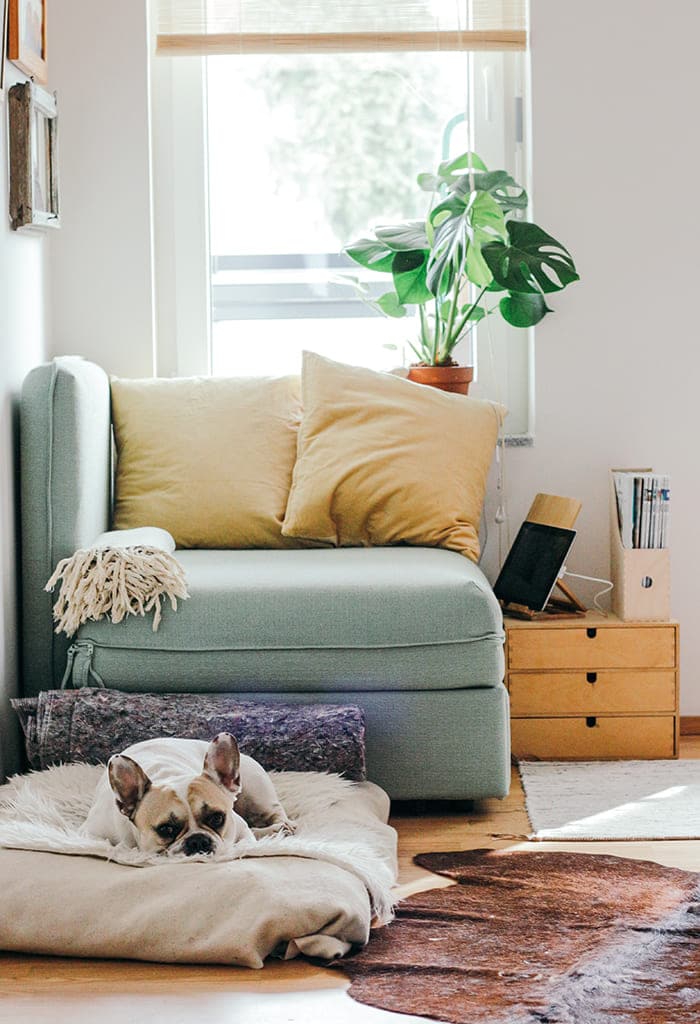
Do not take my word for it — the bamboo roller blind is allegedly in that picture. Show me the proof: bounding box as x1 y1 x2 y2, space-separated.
156 1 527 55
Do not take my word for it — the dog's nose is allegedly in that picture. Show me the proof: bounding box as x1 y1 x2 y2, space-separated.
183 832 214 856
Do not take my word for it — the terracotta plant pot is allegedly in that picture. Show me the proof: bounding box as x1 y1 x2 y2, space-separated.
407 364 474 396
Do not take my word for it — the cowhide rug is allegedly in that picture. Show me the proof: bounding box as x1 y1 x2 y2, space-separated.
337 849 700 1024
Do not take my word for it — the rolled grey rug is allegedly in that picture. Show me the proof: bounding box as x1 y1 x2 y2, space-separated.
12 689 366 780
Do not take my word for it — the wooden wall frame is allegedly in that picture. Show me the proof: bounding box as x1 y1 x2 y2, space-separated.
0 0 9 100
8 81 60 231
8 0 47 85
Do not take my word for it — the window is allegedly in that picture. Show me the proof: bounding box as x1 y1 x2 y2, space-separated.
152 2 532 437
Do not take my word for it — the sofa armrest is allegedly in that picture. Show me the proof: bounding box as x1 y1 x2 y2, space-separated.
21 357 112 695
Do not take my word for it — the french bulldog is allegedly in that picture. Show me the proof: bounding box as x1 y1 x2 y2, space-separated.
82 732 294 857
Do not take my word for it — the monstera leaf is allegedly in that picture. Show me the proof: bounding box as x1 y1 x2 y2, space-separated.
499 291 552 328
391 250 432 305
427 190 507 295
452 170 528 212
344 238 395 272
417 151 488 192
376 292 407 318
426 197 468 294
374 221 429 252
482 221 579 294
344 236 432 307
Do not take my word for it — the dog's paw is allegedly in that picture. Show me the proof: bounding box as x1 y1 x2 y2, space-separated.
252 819 297 839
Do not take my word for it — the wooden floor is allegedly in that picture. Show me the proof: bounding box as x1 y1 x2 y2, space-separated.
3 737 699 1024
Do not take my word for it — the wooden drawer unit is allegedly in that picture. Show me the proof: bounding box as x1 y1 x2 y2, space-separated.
511 716 676 760
505 615 679 760
509 670 677 716
508 624 675 671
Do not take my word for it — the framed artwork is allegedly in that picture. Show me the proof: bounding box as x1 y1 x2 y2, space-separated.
0 0 9 100
8 0 47 85
8 81 60 231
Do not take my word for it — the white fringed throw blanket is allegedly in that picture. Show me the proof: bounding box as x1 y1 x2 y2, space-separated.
45 527 189 636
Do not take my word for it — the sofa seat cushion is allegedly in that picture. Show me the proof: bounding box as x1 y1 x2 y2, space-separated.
77 548 505 692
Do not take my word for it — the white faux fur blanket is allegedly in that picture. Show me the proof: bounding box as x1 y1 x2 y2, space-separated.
45 527 189 635
0 764 396 925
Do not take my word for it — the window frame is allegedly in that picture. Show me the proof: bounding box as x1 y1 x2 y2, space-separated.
149 41 534 443
150 49 211 378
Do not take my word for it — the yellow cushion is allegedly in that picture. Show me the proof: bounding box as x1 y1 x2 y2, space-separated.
281 352 505 562
111 375 302 548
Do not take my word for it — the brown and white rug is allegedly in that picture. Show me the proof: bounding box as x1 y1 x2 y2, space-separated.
338 849 700 1024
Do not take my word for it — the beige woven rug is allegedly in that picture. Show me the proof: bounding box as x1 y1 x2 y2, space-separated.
519 759 700 840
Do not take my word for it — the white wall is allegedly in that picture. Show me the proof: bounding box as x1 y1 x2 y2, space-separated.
47 0 700 713
0 67 49 778
48 0 155 378
495 0 700 714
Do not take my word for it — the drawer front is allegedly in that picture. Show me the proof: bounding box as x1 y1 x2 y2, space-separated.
511 715 676 760
509 670 677 716
508 626 676 671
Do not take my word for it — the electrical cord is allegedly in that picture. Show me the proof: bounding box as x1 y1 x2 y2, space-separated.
562 570 614 614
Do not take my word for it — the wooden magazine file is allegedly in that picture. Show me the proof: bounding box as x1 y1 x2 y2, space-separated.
609 471 670 622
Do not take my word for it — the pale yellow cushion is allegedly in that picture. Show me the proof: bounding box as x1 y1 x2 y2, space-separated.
281 352 505 562
111 375 302 548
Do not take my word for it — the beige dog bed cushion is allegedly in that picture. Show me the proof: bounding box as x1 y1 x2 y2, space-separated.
0 765 396 967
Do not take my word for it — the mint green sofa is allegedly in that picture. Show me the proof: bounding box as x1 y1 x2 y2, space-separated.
19 357 510 799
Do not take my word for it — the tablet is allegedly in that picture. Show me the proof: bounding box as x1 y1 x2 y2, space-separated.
494 521 577 612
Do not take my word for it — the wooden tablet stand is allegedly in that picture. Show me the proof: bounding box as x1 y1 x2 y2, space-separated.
500 492 587 620
501 577 587 620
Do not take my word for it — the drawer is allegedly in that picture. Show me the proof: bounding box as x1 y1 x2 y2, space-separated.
511 715 676 760
509 670 677 716
508 625 676 671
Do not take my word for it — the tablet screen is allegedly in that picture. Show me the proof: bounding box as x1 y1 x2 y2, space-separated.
494 521 576 612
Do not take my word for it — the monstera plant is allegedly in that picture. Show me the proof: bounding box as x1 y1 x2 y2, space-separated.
344 151 578 394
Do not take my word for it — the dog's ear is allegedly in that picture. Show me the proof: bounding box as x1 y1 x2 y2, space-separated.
108 755 152 819
203 733 241 794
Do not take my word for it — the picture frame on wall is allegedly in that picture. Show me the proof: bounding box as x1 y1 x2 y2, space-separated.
9 81 60 231
0 0 9 100
8 0 47 85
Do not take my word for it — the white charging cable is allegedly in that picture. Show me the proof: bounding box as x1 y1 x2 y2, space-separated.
562 570 614 614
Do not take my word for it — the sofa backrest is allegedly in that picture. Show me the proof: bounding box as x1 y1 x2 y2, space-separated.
21 357 112 695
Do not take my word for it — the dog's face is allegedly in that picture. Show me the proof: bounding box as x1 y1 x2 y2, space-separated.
107 733 242 856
